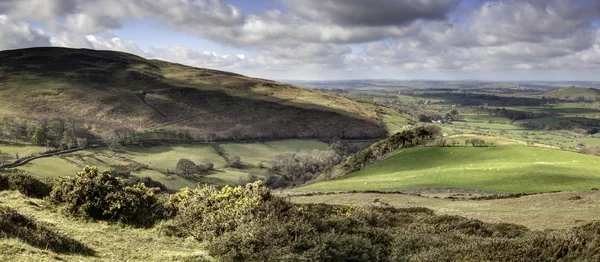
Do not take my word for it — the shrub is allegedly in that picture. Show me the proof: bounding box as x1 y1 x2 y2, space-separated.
176 158 196 178
0 174 8 191
194 162 214 174
125 176 169 193
204 206 390 262
228 155 243 168
162 183 600 261
0 171 52 199
0 206 94 255
48 166 166 227
164 181 281 240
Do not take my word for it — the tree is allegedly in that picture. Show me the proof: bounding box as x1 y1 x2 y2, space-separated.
229 124 245 141
195 162 214 174
228 155 243 168
60 130 76 150
31 125 48 146
176 158 197 178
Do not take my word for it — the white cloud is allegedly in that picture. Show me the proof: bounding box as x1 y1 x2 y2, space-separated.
0 15 52 50
2 0 600 80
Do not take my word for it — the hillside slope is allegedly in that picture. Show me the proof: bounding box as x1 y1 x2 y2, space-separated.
0 47 385 140
299 146 600 193
543 87 600 101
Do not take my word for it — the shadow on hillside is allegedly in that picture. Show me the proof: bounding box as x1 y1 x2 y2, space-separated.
0 206 96 256
1 47 388 140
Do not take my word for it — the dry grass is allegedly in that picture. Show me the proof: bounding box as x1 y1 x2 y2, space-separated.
288 190 600 230
0 191 214 262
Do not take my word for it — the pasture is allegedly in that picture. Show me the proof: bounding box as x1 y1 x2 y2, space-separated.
8 139 329 191
298 146 600 193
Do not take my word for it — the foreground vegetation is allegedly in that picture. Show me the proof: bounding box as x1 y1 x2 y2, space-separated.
2 169 600 261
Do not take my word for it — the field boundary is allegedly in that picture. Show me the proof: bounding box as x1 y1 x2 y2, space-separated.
0 144 106 170
283 188 524 197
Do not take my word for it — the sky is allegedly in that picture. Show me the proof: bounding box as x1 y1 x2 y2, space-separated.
1 0 600 81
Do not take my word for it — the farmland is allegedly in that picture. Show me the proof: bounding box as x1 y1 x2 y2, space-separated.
5 139 330 192
298 145 600 193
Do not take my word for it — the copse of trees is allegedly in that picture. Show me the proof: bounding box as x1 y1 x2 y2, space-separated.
267 149 344 188
340 124 442 174
175 159 214 178
262 140 358 188
0 117 93 149
465 138 488 147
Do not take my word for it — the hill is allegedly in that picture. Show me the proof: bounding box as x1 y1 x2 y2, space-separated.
0 47 386 141
542 87 600 101
298 146 600 193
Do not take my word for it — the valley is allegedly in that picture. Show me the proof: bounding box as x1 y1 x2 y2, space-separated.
2 49 600 261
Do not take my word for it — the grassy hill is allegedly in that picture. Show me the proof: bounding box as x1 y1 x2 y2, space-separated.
542 87 600 101
0 47 385 140
298 145 600 193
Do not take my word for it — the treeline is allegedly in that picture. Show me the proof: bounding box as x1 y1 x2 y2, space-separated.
484 107 554 122
3 168 600 261
101 125 387 150
0 117 94 149
336 125 442 176
263 141 358 188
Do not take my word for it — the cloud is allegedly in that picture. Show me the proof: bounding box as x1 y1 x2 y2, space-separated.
283 0 460 26
2 0 78 21
1 0 600 80
0 15 52 50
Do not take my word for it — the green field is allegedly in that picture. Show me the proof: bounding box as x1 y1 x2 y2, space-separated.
0 144 47 164
12 140 329 191
299 146 600 193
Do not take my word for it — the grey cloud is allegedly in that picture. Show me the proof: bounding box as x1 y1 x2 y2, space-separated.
283 0 460 26
3 0 600 79
3 0 79 21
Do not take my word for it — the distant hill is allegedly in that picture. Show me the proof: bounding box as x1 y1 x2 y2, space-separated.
543 87 600 101
0 47 386 141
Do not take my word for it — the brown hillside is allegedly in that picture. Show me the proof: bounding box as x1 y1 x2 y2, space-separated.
0 47 386 140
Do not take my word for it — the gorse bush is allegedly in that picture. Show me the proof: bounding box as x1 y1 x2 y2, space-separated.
48 166 167 227
163 181 283 240
8 165 599 261
0 171 51 199
159 183 600 262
